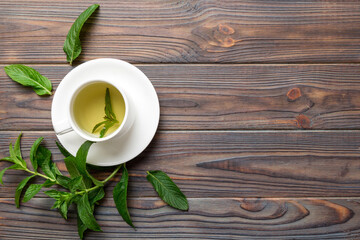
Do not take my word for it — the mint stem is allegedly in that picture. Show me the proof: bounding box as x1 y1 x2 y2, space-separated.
75 164 122 195
101 164 122 184
24 168 59 184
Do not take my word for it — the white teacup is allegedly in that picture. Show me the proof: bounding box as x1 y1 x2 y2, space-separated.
53 79 134 142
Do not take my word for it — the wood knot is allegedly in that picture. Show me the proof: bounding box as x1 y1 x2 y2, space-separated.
218 24 235 35
287 88 302 102
296 114 311 129
221 37 235 47
240 199 267 212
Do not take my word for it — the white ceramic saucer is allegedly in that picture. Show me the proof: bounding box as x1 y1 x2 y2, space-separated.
51 58 160 166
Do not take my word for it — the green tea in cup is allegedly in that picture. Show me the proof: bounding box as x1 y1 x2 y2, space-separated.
72 82 125 137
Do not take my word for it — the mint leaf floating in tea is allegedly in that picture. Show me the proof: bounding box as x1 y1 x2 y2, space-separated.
4 64 52 96
146 170 189 211
63 4 99 65
92 88 119 138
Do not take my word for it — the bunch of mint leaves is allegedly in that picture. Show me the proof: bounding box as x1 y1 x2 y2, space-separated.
1 3 189 240
0 134 188 239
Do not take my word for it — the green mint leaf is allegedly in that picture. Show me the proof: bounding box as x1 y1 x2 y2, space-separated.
104 88 115 119
0 168 9 185
56 175 72 189
113 164 134 228
93 88 118 138
89 187 105 205
75 141 103 186
50 160 62 176
9 142 16 160
0 164 22 185
30 137 43 172
99 121 116 138
0 157 14 163
68 176 84 193
42 179 55 188
64 156 89 188
35 144 61 178
56 141 73 158
45 190 74 219
44 189 62 199
14 133 22 160
15 175 35 208
22 184 43 203
146 170 189 211
92 120 107 133
4 65 52 95
59 201 70 220
77 194 102 231
77 215 88 239
36 145 56 180
63 4 99 65
9 143 26 168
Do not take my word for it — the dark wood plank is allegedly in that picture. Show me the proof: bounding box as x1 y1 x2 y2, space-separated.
2 64 360 130
1 1 360 63
1 197 360 239
1 131 360 198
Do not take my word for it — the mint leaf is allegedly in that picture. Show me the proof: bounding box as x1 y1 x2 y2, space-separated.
146 170 188 211
77 194 102 231
88 187 105 205
36 145 56 180
44 189 62 199
63 4 99 65
56 175 72 189
68 176 84 193
4 65 52 95
77 215 88 239
104 87 116 119
45 190 75 220
113 164 134 228
23 184 43 202
92 120 107 133
64 156 89 188
14 133 22 160
99 121 116 138
0 157 14 163
0 164 22 185
92 88 119 138
15 175 35 208
59 200 70 220
75 141 103 186
56 141 73 158
42 179 55 188
9 143 26 168
30 137 43 172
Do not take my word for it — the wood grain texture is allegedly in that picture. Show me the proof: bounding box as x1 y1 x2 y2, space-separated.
1 131 360 198
2 64 360 130
1 0 360 63
1 197 360 239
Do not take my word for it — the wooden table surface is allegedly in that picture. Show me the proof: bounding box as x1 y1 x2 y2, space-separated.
2 1 360 239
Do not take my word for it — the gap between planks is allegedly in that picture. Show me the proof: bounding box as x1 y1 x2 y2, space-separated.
1 197 360 200
2 63 360 67
3 130 360 134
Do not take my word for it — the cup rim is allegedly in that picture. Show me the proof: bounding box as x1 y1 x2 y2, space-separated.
68 79 129 142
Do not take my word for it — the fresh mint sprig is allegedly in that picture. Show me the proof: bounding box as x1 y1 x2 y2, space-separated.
92 88 119 138
0 134 189 239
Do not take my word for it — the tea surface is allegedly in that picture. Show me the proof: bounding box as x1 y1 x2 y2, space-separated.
73 82 125 137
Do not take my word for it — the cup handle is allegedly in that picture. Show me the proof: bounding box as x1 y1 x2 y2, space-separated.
54 119 73 136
